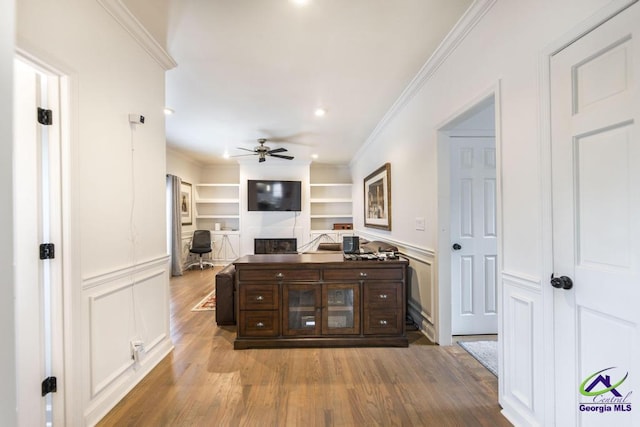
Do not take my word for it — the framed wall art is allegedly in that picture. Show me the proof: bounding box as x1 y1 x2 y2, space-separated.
180 181 193 225
364 163 391 230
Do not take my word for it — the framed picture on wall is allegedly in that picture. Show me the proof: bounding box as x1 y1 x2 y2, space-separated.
180 181 192 225
364 163 391 231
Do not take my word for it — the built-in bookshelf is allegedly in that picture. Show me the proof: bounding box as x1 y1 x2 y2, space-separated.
309 183 353 244
194 183 240 264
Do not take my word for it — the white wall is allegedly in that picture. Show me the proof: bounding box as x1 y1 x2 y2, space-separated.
17 0 172 424
349 0 613 425
0 0 16 424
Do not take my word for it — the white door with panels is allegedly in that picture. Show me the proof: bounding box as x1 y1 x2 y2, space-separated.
551 3 640 425
450 137 498 335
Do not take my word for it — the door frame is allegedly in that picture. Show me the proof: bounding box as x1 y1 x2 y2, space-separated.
538 0 638 422
14 48 80 426
435 82 503 346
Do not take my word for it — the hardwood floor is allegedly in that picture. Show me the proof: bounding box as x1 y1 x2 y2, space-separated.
98 268 511 426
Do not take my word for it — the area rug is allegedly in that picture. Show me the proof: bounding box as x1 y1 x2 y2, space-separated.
191 290 216 312
458 340 498 377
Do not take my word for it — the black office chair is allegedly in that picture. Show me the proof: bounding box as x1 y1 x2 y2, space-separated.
186 230 214 270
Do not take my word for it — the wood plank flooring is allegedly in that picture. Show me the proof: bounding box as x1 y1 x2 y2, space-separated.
98 268 511 426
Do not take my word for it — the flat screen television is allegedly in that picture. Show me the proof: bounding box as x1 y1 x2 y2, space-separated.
247 180 302 212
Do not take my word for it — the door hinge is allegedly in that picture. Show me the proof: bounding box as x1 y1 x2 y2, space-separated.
39 243 55 260
41 376 57 396
37 107 53 125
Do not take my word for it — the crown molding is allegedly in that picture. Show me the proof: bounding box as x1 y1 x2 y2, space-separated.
350 0 496 166
96 0 177 70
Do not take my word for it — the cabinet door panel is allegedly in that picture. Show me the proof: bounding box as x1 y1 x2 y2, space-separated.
283 284 321 336
322 283 360 335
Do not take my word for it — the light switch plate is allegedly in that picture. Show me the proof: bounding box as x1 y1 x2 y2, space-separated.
415 217 425 231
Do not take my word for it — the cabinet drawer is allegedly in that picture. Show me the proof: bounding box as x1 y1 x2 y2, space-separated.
364 309 402 335
239 269 320 282
239 285 279 310
323 267 403 281
364 283 402 308
239 311 280 337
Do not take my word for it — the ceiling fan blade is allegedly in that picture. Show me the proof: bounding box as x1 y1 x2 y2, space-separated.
236 147 256 153
269 153 295 160
231 153 258 158
267 147 287 154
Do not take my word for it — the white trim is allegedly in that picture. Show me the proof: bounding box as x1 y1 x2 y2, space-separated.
96 0 177 70
350 0 497 166
435 82 502 348
82 255 170 289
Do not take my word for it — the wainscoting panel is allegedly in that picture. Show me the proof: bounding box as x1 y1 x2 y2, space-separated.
83 256 173 425
501 273 543 424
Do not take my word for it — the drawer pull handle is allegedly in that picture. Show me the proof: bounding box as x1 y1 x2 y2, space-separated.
256 322 265 328
379 320 388 326
359 272 368 278
275 273 284 279
255 295 264 301
379 294 388 299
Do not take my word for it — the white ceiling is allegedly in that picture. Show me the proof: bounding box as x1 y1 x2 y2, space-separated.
159 0 472 165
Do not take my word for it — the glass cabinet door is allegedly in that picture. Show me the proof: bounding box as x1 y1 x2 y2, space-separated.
283 284 321 336
322 284 360 335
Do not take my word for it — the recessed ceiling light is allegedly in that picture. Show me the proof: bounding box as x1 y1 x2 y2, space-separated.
163 107 174 115
314 108 326 117
311 153 319 159
290 0 309 6
223 150 230 159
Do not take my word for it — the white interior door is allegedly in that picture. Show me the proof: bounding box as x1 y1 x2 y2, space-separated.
551 3 640 425
450 136 498 335
14 58 64 426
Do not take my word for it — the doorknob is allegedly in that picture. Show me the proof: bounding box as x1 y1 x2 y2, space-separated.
452 243 462 250
550 274 573 290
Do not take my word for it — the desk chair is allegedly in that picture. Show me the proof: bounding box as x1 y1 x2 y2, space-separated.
185 230 215 270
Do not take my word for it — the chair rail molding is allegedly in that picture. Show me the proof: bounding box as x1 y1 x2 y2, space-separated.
96 0 177 70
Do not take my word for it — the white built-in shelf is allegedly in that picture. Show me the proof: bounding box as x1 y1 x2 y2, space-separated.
309 182 353 231
194 183 241 232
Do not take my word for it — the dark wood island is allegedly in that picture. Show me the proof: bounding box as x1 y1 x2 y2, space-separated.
233 253 409 349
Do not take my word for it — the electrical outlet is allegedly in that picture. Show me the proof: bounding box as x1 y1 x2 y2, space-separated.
130 340 145 362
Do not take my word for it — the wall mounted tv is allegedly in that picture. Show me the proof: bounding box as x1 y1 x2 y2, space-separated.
247 180 302 212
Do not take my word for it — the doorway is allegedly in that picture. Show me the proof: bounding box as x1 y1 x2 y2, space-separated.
13 55 66 426
436 91 501 346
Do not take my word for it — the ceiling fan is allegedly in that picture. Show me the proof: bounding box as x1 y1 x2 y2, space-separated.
233 138 295 163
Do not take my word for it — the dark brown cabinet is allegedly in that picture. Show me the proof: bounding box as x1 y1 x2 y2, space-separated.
234 253 408 349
